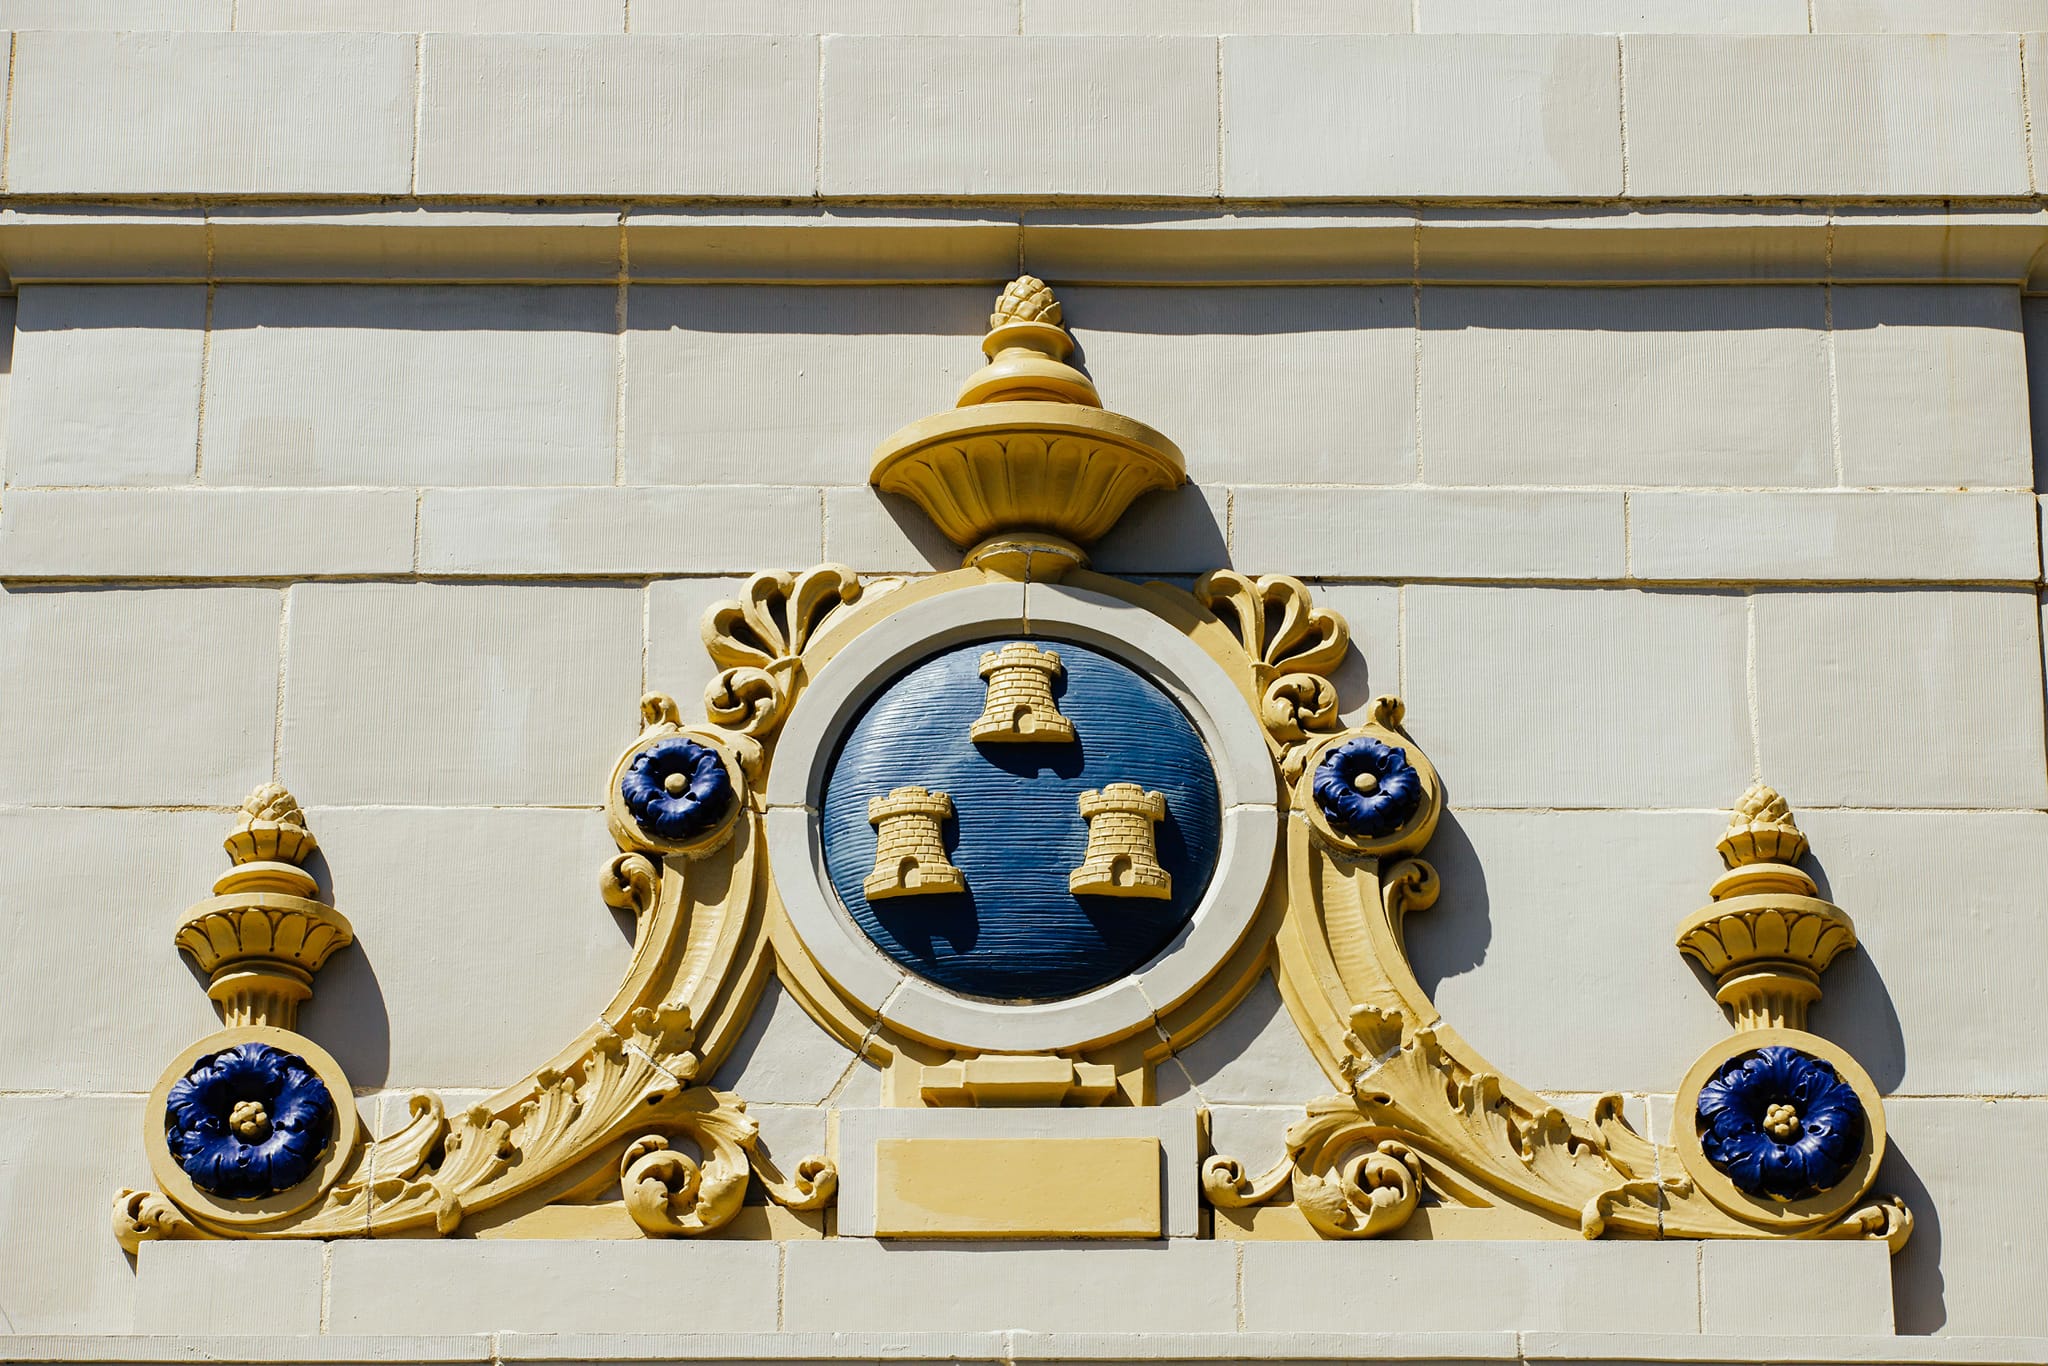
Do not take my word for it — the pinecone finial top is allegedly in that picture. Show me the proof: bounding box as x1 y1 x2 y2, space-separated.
991 275 1062 330
224 782 319 867
1716 780 1807 869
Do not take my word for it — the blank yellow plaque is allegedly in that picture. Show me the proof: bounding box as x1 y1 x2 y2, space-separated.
873 1136 1162 1238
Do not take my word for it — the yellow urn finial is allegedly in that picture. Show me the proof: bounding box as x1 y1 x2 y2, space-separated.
869 275 1185 578
956 276 1101 409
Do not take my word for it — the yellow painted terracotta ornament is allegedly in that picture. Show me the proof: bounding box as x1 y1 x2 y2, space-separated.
114 278 1907 1254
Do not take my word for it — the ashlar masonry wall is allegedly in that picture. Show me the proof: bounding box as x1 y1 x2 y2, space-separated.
2 4 2048 1348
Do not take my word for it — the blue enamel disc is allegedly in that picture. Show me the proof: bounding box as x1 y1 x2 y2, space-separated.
819 638 1222 1002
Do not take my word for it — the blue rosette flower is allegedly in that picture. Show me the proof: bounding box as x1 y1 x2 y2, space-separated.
621 736 734 843
1696 1045 1865 1201
1312 735 1425 839
164 1042 334 1199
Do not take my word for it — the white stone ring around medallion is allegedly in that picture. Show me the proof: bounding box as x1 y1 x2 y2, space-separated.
764 580 1280 1056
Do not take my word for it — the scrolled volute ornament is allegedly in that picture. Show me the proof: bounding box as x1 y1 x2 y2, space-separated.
1202 1098 1423 1240
618 1096 755 1238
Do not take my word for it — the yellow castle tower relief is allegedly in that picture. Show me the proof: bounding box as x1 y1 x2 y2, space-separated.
1069 783 1171 899
971 641 1076 745
865 786 966 899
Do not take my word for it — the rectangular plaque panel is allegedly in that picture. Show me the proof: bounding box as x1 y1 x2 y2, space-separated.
872 1136 1162 1239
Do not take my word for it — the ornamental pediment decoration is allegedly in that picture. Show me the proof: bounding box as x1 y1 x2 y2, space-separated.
115 279 1908 1255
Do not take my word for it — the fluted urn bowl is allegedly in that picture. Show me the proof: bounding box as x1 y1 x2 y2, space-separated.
870 401 1185 550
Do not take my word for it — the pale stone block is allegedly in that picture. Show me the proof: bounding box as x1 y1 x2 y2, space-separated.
1418 286 1832 487
1700 1240 1895 1334
1089 484 1230 577
0 0 233 25
1060 286 1416 487
1817 0 2048 29
0 1097 148 1333
750 1104 831 1178
0 810 228 1092
1626 492 2038 583
708 978 859 1104
822 37 1219 197
1231 489 1626 581
203 285 617 488
8 32 415 196
1202 1106 1301 1173
238 0 625 29
1310 582 1402 725
822 488 963 574
134 1241 326 1335
1622 35 2030 197
1754 589 2048 808
417 488 823 576
0 489 418 580
8 286 205 487
416 35 817 196
1831 286 2032 488
297 807 630 1090
638 0 1017 32
645 577 746 719
278 584 643 805
0 586 278 805
2027 297 2048 492
1885 1097 2048 1335
1798 810 2048 1096
1223 36 1623 197
1242 1240 1700 1332
1421 809 1731 1092
1404 587 1751 807
326 1241 779 1334
623 286 987 487
783 1239 1237 1331
1025 0 1409 32
1160 976 1332 1105
1418 0 1807 30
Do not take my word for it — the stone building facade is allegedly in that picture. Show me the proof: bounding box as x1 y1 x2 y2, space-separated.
1 3 2046 1363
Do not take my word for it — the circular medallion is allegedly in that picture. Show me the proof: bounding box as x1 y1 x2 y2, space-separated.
164 1041 335 1199
146 1024 359 1225
1695 1044 1865 1201
1671 1026 1884 1229
820 639 1221 1002
765 581 1279 1054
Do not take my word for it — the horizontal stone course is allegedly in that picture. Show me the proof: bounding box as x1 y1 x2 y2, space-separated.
0 489 418 579
0 35 2038 199
1231 488 1626 581
1626 491 2039 584
417 487 824 575
326 1242 780 1334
